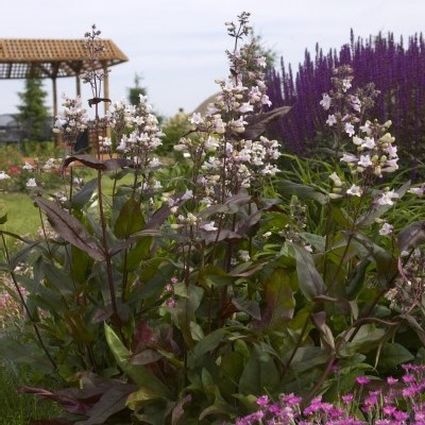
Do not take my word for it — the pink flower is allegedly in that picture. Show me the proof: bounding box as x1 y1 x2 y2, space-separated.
356 376 370 385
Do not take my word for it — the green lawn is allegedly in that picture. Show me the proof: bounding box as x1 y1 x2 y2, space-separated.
0 171 134 236
0 363 60 425
0 192 40 236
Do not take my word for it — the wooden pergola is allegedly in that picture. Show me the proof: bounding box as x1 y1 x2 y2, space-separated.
0 38 128 118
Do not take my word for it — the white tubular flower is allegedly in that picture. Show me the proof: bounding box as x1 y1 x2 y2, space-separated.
346 184 363 197
342 78 352 92
201 221 218 232
181 190 193 201
358 154 372 168
326 114 337 127
238 250 251 262
22 162 34 171
0 171 11 180
408 187 424 197
341 153 358 164
320 93 332 110
362 137 376 149
239 102 254 114
26 178 37 188
376 189 399 206
190 112 203 125
344 122 355 137
379 222 393 236
329 172 343 187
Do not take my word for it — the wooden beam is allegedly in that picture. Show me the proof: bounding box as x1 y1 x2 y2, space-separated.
52 76 58 147
76 73 81 97
103 63 110 115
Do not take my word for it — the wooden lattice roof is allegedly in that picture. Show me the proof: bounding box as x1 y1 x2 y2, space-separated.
0 39 128 79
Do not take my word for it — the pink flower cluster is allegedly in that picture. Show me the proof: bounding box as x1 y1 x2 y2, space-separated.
234 365 425 425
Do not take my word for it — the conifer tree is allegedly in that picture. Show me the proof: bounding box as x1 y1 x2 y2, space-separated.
16 77 49 141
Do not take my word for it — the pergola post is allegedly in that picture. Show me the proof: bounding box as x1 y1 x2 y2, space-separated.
52 76 58 147
103 63 111 140
76 72 81 97
103 64 110 116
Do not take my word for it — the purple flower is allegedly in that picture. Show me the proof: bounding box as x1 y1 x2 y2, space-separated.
356 376 370 385
256 395 270 407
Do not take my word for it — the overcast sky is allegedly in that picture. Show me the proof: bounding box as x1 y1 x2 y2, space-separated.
0 0 424 117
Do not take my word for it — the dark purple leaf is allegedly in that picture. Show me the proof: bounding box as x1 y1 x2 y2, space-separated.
34 197 104 261
62 155 130 172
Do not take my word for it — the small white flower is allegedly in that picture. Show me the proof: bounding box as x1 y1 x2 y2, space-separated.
22 162 34 171
346 184 363 197
329 172 343 187
342 78 352 92
376 189 399 206
190 112 203 125
358 154 372 168
0 171 11 180
320 93 332 111
344 122 355 137
26 178 37 188
181 189 193 201
238 250 251 262
186 212 197 225
201 221 218 232
326 114 337 127
239 102 254 114
408 187 424 197
340 153 358 164
362 137 376 149
379 222 393 236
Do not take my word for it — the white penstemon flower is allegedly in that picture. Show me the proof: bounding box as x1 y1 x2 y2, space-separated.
379 222 393 236
376 189 399 206
26 178 37 188
346 184 363 197
238 250 251 262
201 221 218 232
22 162 34 171
0 171 11 181
320 93 332 110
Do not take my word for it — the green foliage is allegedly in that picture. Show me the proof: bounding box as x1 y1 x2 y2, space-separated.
16 77 49 142
128 73 147 106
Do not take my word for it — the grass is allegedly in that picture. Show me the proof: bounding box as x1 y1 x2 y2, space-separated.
0 170 135 237
0 192 40 236
0 363 60 424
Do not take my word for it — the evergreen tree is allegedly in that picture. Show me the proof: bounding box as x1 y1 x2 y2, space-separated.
16 77 49 141
128 73 147 105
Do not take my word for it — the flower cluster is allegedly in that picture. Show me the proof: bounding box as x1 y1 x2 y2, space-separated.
234 364 425 425
340 120 399 178
321 65 379 140
173 14 280 206
108 95 163 170
53 96 89 145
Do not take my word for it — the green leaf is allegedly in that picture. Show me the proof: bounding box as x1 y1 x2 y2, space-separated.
35 197 104 261
262 268 295 326
114 198 145 239
277 180 328 205
398 221 425 252
292 244 326 300
238 346 279 395
76 385 135 425
380 343 414 370
232 297 261 320
104 324 171 399
71 178 97 208
190 329 227 366
0 212 7 224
